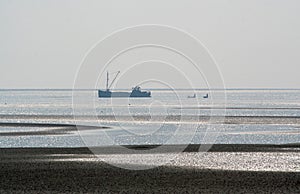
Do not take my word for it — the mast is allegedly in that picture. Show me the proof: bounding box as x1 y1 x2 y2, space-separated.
105 70 120 91
106 71 109 91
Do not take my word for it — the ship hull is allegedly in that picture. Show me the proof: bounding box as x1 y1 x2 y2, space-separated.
98 90 151 98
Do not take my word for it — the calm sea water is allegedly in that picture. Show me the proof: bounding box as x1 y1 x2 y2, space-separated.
0 89 299 147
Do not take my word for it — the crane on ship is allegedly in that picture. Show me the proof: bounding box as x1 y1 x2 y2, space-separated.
105 70 120 91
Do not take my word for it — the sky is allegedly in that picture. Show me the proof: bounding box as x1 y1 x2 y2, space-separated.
0 0 300 89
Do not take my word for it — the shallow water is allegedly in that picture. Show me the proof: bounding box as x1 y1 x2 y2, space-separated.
0 89 299 147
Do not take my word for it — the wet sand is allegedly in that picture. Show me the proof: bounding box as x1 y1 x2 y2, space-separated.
0 122 108 136
0 144 299 193
2 114 300 125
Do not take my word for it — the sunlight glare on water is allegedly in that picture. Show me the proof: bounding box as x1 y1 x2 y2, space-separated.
0 89 299 147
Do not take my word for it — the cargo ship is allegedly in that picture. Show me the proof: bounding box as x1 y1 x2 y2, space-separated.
98 71 151 98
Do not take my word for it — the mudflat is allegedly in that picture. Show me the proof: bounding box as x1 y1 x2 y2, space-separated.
0 144 299 193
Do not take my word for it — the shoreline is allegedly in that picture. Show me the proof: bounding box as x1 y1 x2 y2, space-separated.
1 143 300 154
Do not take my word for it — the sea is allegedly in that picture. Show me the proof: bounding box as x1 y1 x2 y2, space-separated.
0 89 299 147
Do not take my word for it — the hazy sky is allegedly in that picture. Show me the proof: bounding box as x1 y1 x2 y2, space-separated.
0 0 300 89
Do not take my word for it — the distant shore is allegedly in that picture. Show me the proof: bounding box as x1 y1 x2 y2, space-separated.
0 144 299 193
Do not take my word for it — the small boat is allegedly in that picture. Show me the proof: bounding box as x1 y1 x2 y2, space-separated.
98 71 151 98
188 94 196 98
203 93 209 98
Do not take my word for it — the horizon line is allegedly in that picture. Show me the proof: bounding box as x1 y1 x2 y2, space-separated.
0 88 300 91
